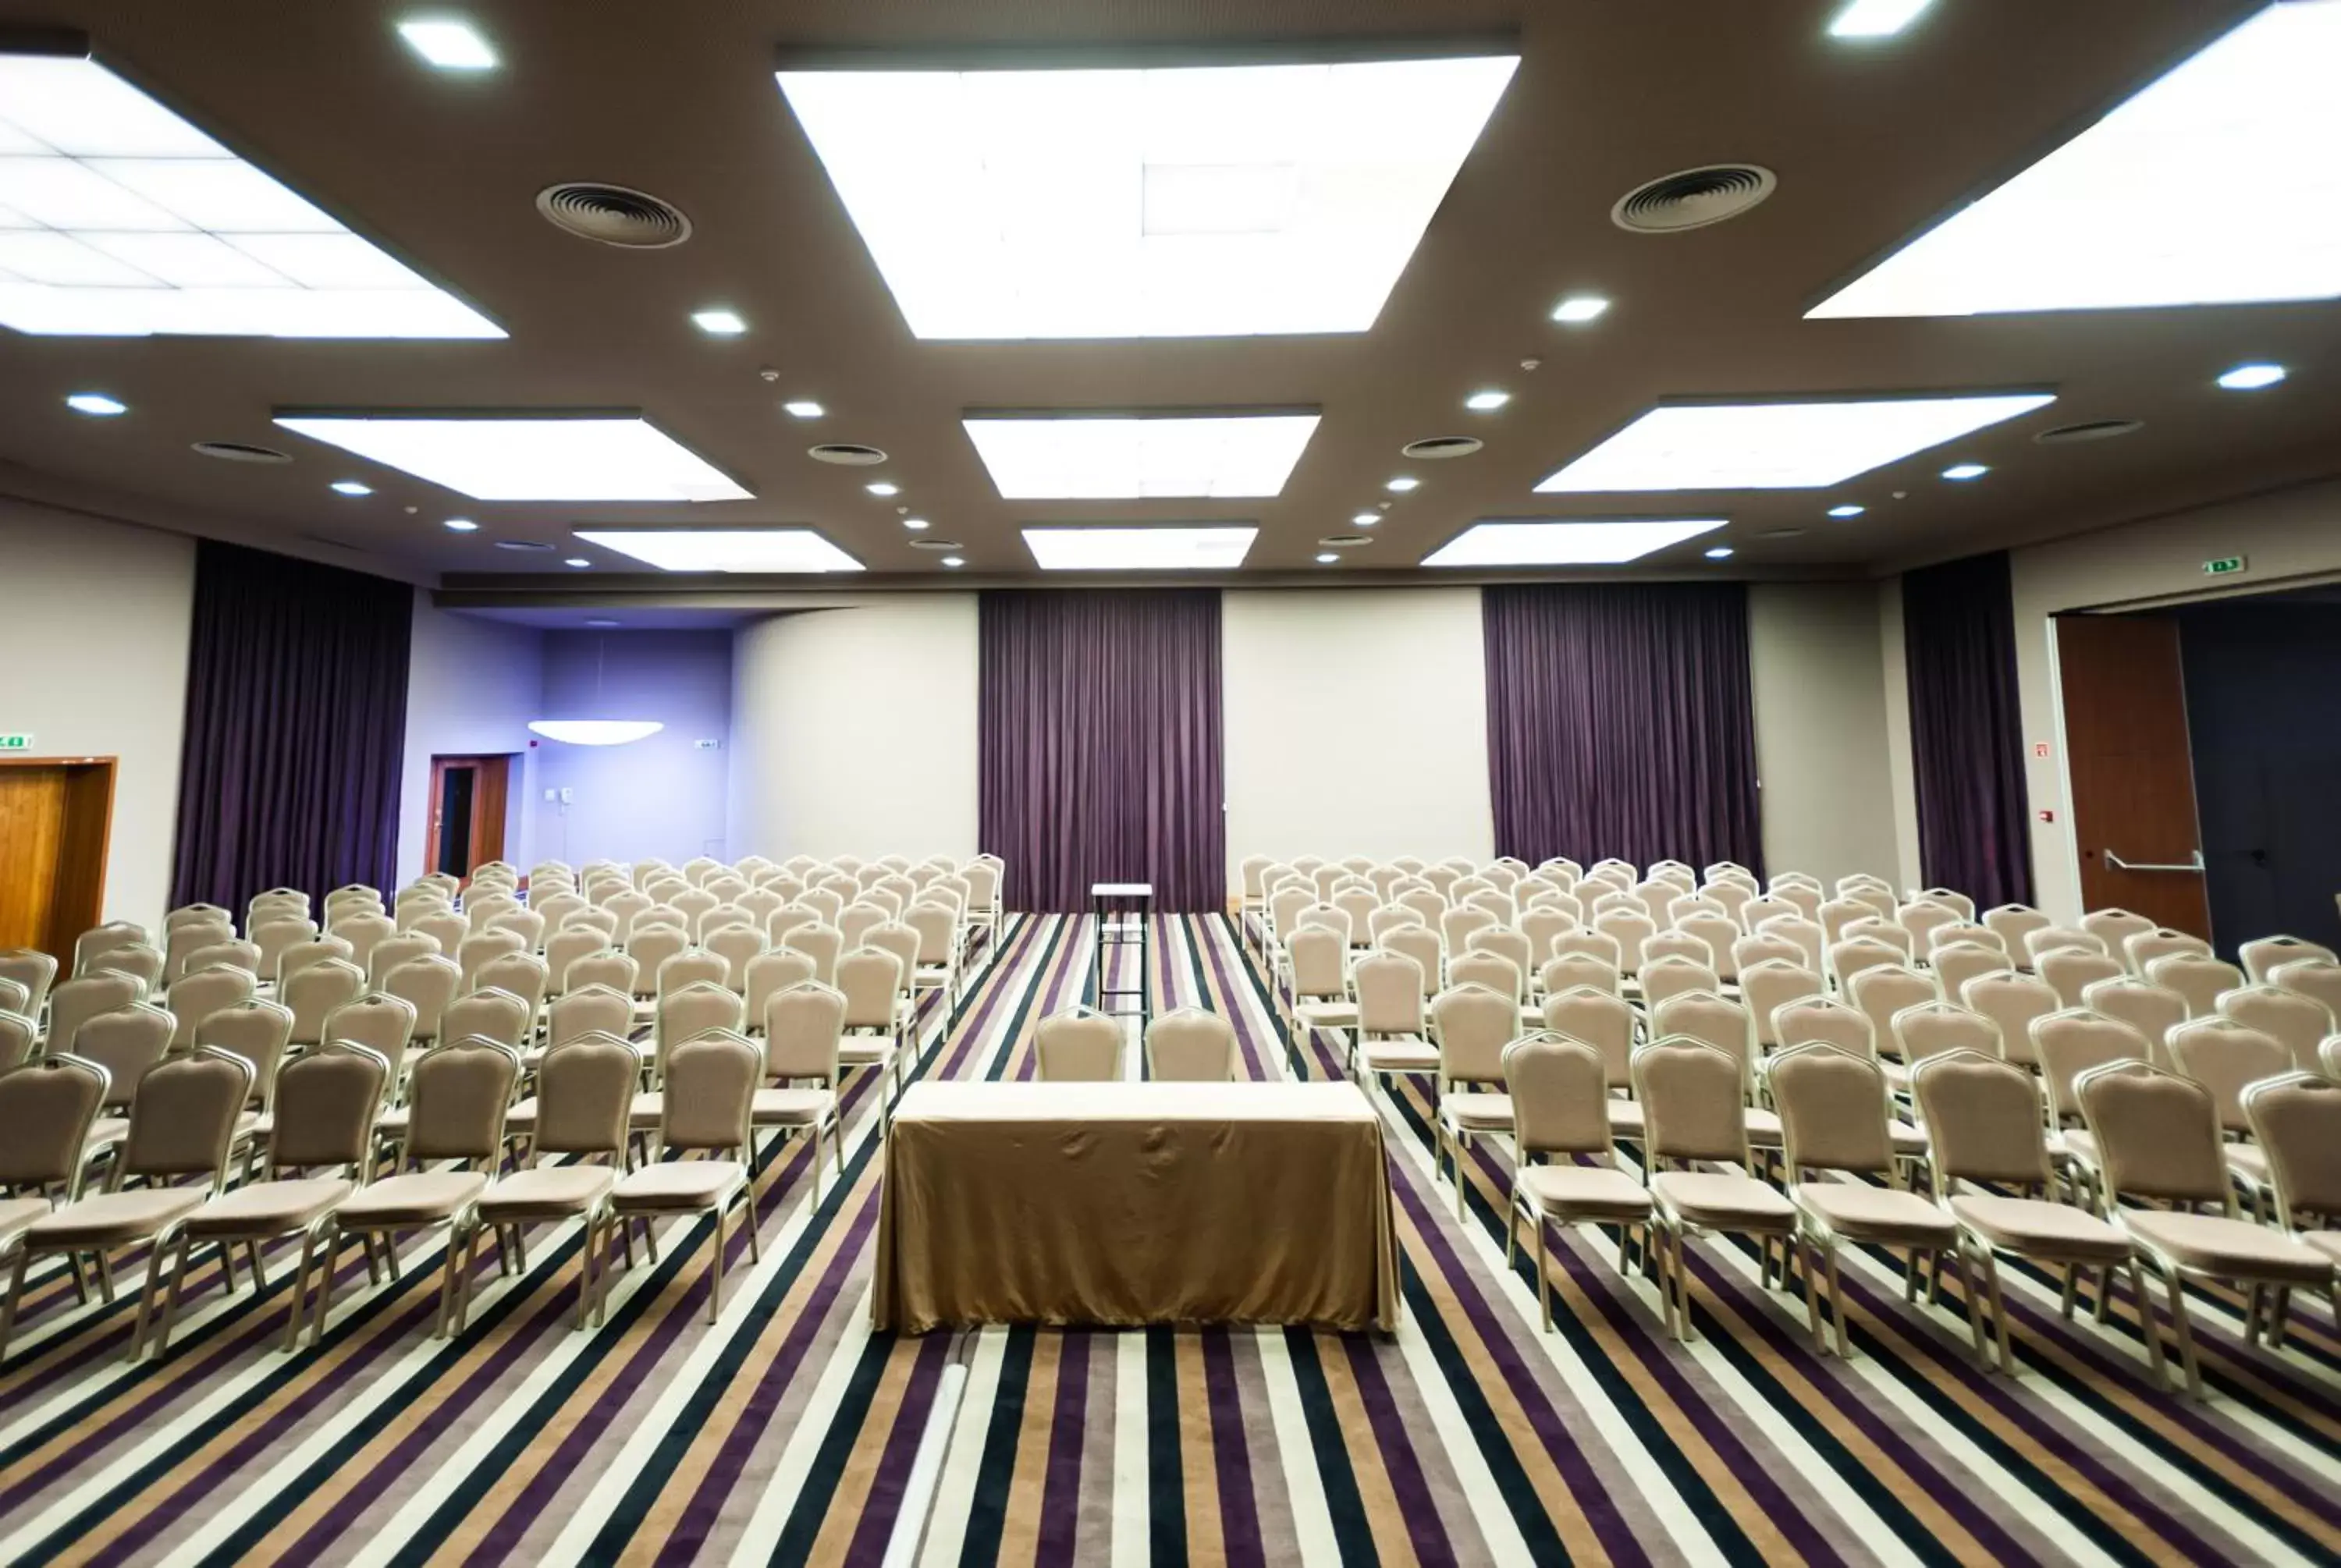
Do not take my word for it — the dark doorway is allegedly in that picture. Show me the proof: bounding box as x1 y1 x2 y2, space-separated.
0 757 116 966
425 754 511 884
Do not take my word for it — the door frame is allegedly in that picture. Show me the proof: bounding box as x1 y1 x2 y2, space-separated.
0 754 117 964
425 754 513 884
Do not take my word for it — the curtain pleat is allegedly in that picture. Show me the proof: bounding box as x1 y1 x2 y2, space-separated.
1903 551 2034 908
978 590 1224 913
169 541 412 912
1483 582 1764 873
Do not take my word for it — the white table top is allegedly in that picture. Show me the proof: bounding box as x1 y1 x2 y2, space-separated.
1089 882 1153 898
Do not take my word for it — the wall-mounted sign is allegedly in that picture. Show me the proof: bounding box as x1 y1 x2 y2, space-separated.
2032 741 2049 758
0 733 31 753
2202 555 2248 577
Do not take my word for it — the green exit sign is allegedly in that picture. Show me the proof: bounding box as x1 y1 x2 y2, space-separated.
2203 555 2248 577
0 733 30 753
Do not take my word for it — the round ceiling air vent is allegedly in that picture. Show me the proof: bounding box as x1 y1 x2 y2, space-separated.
909 537 964 552
1612 165 1777 233
1317 534 1375 548
1401 435 1483 460
191 440 293 463
2034 418 2144 445
535 183 693 249
493 539 557 552
808 442 889 466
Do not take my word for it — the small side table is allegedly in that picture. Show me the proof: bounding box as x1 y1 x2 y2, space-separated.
1089 882 1153 1021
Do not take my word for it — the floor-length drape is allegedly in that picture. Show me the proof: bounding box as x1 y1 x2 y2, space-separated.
979 590 1224 913
171 541 412 912
1483 583 1763 873
1902 551 2034 908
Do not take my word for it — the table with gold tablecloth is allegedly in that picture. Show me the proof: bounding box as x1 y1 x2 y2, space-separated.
871 1081 1400 1332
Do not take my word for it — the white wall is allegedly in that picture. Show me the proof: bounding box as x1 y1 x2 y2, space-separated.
0 498 194 930
1874 576 1925 889
1745 582 1903 888
1222 588 1494 890
396 596 543 885
728 598 980 860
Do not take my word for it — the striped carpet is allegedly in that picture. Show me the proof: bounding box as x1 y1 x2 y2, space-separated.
2 913 2336 1566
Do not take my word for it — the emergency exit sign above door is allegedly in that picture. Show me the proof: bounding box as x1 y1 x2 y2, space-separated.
2202 555 2247 577
0 733 31 752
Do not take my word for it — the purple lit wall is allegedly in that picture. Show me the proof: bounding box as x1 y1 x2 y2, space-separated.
531 630 734 867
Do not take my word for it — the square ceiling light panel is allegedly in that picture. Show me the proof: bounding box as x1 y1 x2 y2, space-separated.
572 530 863 573
1022 525 1258 570
963 412 1319 498
776 52 1519 338
1810 0 2341 317
0 50 501 336
274 414 752 502
1423 519 1726 567
1535 394 2055 492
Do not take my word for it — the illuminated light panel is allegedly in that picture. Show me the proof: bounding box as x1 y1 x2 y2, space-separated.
1941 463 1989 481
1550 294 1610 323
1828 503 1865 517
1536 394 2054 492
1810 2 2341 318
275 414 751 502
0 53 502 337
397 18 499 71
692 307 746 335
1828 0 1934 39
1022 525 1257 571
330 479 372 495
1465 388 1510 411
776 53 1518 339
963 413 1317 498
65 391 124 414
572 528 862 573
527 721 662 746
1423 518 1726 567
2217 362 2286 390
783 399 824 417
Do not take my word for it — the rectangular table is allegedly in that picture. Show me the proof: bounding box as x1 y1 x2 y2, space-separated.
872 1081 1400 1333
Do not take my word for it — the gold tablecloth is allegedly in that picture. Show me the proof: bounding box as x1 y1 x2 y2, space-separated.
872 1081 1400 1333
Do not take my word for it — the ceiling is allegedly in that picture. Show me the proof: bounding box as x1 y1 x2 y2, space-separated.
1 0 2334 595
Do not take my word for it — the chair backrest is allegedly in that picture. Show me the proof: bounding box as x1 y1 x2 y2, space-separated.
2217 984 2334 1073
745 949 822 1025
1933 944 2014 999
865 924 922 994
1773 995 1874 1059
195 999 295 1108
46 970 144 1054
1927 924 2005 961
1333 888 1382 945
1380 928 1443 998
2123 927 2211 975
2076 976 2186 1063
1740 960 1825 1049
268 1042 389 1169
1394 887 1447 926
627 925 691 992
163 920 236 984
73 1002 176 1109
320 991 417 1077
1848 965 1938 1057
531 1032 636 1158
1819 897 1871 947
1894 902 1960 952
1892 1002 2001 1068
659 947 730 999
783 924 845 986
69 920 147 977
1639 928 1711 970
0 1052 109 1187
1767 1043 1896 1178
1676 913 1742 977
905 903 957 964
2272 957 2341 1021
547 983 634 1052
2039 947 2126 1009
2241 935 2340 986
441 985 530 1050
1430 984 1518 1084
2080 908 2157 968
403 1038 520 1162
658 980 748 1061
474 951 551 1016
1763 917 1826 974
1980 903 2051 959
563 949 639 999
284 957 367 1046
0 1009 37 1072
1730 931 1803 976
2031 1009 2151 1121
1447 950 1522 1006
1465 924 1533 981
1639 954 1721 1009
1650 992 1754 1090
2165 1016 2291 1133
1146 1008 1239 1082
840 902 890 951
384 954 464 1041
122 1046 254 1184
327 910 397 974
1540 985 1636 1083
1372 904 1427 945
488 909 548 951
1287 927 1348 999
1035 1008 1123 1081
1540 952 1621 999
1593 911 1657 975
2144 952 2246 1020
1910 1050 2054 1188
1355 950 1427 1034
1633 1038 1751 1167
836 947 904 1031
765 982 847 1082
165 963 257 1048
2076 1061 2229 1207
2243 1072 2341 1225
368 930 442 989
414 910 471 957
2023 925 2106 967
1439 906 1495 956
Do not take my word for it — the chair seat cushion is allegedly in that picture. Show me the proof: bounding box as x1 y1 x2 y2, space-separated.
837 1040 894 1069
1294 1001 1359 1031
2225 1144 2269 1187
1605 1099 1645 1138
506 1096 539 1133
627 1091 664 1130
751 1087 835 1126
376 1105 410 1136
1651 1170 1795 1232
1745 1106 1783 1149
85 1116 130 1148
1889 1119 1929 1157
30 1187 205 1247
336 1169 486 1227
2124 1209 2331 1282
611 1159 745 1211
1 1195 56 1244
1795 1183 1957 1246
2306 1231 2341 1266
478 1164 613 1219
2049 1127 2098 1169
1950 1194 2133 1262
1360 1038 1439 1074
1440 1091 1513 1132
186 1177 350 1235
1520 1163 1651 1222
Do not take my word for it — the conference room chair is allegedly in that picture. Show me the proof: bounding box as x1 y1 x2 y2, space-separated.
1974 906 2050 967
1640 955 1721 1011
364 931 437 992
737 946 819 1033
696 925 762 992
525 982 635 1080
73 1006 176 1158
163 964 255 1050
474 953 551 1022
558 945 637 1002
1376 924 1442 1011
627 928 693 1000
1775 885 1828 924
2240 1071 2341 1334
1673 913 1740 978
1430 984 1519 1212
1538 984 1641 1141
1595 911 1659 981
1899 905 1963 954
1640 927 1712 972
2040 947 2126 1010
2164 1016 2290 1213
1765 917 1828 976
1848 966 1938 1063
2240 935 2339 987
1352 950 1435 1092
1773 995 1874 1059
1702 881 1755 928
1933 945 2015 1000
88 945 166 996
45 971 145 1056
1464 891 1519 932
2217 984 2333 1072
2123 928 2211 976
283 959 367 1051
2080 909 2158 970
1917 887 1979 922
1927 925 2005 963
1448 951 1524 1023
409 912 469 962
1540 952 1622 1002
1888 1002 2002 1091
1546 925 1618 972
1369 904 1426 948
1738 893 1799 933
780 924 845 990
467 894 524 935
2076 1060 2330 1397
1368 865 1409 902
837 948 911 1094
439 988 533 1059
838 903 891 952
766 904 822 949
325 912 396 978
1145 1008 1239 1084
72 922 149 974
314 1037 520 1345
534 892 588 933
1728 931 1803 980
1649 988 1779 1146
488 910 549 954
197 999 294 1162
250 919 321 985
753 981 847 1189
1817 899 1872 948
1036 1006 1124 1082
671 892 725 935
2147 952 2247 1020
863 924 925 1040
0 1052 108 1290
650 979 747 1092
1465 925 1535 986
1740 960 1824 1053
2030 1010 2153 1208
383 956 462 1049
1236 855 1272 946
1330 888 1380 950
395 896 454 935
248 887 311 923
321 990 417 1088
166 902 233 931
1634 1036 1797 1341
2072 977 2182 1065
1845 887 1900 923
1956 971 2059 1072
1392 888 1447 930
545 927 609 996
163 920 236 986
2272 957 2341 1022
1827 935 1907 995
600 890 654 941
1 1011 39 1073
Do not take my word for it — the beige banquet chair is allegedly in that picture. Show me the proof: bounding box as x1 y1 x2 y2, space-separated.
605 1031 765 1325
1354 950 1436 1091
163 921 236 986
1740 961 1825 1052
1635 1037 1798 1341
2078 976 2187 1065
1146 1008 1239 1083
2080 909 2158 967
165 964 258 1050
1849 967 1938 1070
1430 984 1522 1215
2241 1072 2341 1329
2164 1016 2292 1215
1982 904 2054 963
2040 947 2126 1011
1889 1002 2001 1089
2272 958 2341 1021
1539 985 1642 1144
1540 953 1621 1001
383 956 464 1049
284 959 367 1051
474 952 552 1023
2030 1010 2153 1208
45 970 145 1055
2146 952 2247 1020
2241 935 2339 987
368 931 442 992
1035 1006 1124 1082
91 945 166 995
2218 984 2335 1073
564 950 639 1002
1933 944 2015 1001
74 1002 176 1126
783 924 845 989
0 1010 37 1073
2024 926 2107 968
2124 928 2211 976
321 992 417 1092
745 949 822 1032
0 1053 109 1295
277 935 355 990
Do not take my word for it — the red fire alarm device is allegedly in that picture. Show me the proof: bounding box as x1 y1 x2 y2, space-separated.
2037 809 2055 824
2032 742 2049 759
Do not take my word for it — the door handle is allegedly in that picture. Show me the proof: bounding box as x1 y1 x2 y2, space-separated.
2104 849 2204 874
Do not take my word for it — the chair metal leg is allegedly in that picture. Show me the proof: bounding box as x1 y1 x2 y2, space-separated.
1827 1246 1849 1359
130 1239 169 1363
155 1232 197 1357
1505 1190 1520 1269
2131 1262 2166 1385
1952 1245 1989 1368
707 1205 726 1324
285 1230 318 1351
2059 1262 2079 1320
310 1231 341 1348
2161 1268 2201 1399
1536 1222 1552 1332
1802 1236 1828 1352
0 1250 27 1357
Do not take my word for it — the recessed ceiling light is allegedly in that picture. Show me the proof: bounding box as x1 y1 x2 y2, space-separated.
330 479 373 496
584 617 621 628
783 400 825 419
776 53 1518 339
941 555 964 569
1385 475 1419 492
65 392 126 416
903 517 931 530
1424 519 1727 567
0 55 503 339
564 557 591 568
1704 546 1735 559
1941 463 1990 481
1022 525 1257 572
1465 389 1511 412
573 528 863 573
274 414 751 501
1810 2 2341 318
691 308 747 336
443 516 478 531
1827 0 1934 39
2216 362 2286 391
1315 552 1340 564
865 481 899 497
396 17 498 70
1536 394 2054 491
962 413 1319 499
1550 294 1611 324
1352 512 1380 527
1828 504 1866 518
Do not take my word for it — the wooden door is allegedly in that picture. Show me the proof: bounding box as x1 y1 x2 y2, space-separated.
0 759 116 963
2056 615 2211 936
425 754 511 883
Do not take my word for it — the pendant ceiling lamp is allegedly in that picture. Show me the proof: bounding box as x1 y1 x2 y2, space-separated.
528 636 663 745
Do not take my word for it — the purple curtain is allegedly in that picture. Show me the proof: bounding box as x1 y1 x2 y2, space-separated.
979 590 1224 913
171 541 412 913
1903 550 2034 908
1483 583 1763 874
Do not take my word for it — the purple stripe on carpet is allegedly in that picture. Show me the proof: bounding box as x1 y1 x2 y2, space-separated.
1203 1328 1267 1568
1035 1329 1091 1568
842 1331 956 1568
